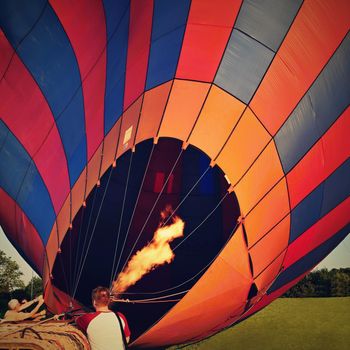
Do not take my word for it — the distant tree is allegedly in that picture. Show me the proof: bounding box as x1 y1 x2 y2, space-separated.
25 276 43 298
283 268 350 297
0 250 25 293
330 269 350 296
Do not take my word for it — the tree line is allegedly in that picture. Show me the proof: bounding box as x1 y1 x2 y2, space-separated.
0 250 43 317
282 268 350 297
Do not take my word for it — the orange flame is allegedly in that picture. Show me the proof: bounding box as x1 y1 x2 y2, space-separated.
112 207 184 295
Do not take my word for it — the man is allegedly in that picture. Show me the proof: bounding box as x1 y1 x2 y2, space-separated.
76 287 130 350
4 295 46 321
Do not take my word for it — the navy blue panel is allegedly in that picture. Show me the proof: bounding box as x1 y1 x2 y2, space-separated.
276 33 350 173
268 224 350 294
199 154 214 195
17 162 56 244
146 0 190 90
235 0 302 51
289 184 324 243
1 0 87 186
321 158 350 216
289 159 350 243
0 122 9 151
0 0 46 47
0 121 31 199
103 0 130 134
0 122 55 244
214 29 274 104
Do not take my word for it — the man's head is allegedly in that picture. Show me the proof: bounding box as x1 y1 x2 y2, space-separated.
8 299 20 311
91 287 110 309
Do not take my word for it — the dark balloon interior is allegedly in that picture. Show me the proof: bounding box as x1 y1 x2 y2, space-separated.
52 138 240 340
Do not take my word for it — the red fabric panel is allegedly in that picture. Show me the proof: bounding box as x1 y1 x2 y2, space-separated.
50 0 106 160
44 281 82 314
0 189 17 248
15 204 45 274
166 174 174 194
0 188 44 274
0 35 70 213
176 0 241 82
0 31 12 77
283 197 350 269
287 107 350 208
154 172 165 193
250 0 350 135
124 0 153 110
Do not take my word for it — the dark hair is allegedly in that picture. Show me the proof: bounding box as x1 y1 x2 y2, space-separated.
91 286 110 306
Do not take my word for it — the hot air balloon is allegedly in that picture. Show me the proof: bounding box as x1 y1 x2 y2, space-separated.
0 0 349 348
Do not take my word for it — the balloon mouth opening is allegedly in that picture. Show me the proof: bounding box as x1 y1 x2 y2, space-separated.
52 137 241 340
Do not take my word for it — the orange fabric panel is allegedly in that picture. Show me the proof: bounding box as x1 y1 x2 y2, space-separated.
117 96 142 158
86 144 103 196
244 273 306 320
233 141 285 215
133 226 252 347
250 0 350 135
287 107 350 208
45 224 58 277
249 215 290 277
176 0 240 82
100 119 121 175
56 196 71 247
71 169 87 223
244 179 289 248
136 81 172 144
158 80 210 141
254 252 285 294
188 85 245 159
216 108 271 186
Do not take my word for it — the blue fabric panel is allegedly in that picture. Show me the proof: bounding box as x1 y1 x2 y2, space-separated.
0 0 46 47
0 123 9 151
289 159 350 243
0 121 31 199
199 154 214 195
321 158 350 216
0 122 55 244
268 224 350 294
289 184 324 243
17 162 56 244
275 33 350 174
146 0 190 90
103 0 130 134
0 0 87 186
235 0 302 51
214 29 274 104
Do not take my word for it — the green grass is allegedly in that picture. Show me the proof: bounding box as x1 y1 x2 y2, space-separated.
168 297 350 350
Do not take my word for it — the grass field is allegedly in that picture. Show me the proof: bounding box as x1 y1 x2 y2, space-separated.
168 297 350 350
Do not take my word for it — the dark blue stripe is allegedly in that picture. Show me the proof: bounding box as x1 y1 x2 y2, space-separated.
0 121 31 199
268 224 350 294
290 158 350 243
0 121 55 244
146 0 190 90
103 0 130 134
275 33 350 174
214 29 274 103
235 0 302 52
0 0 87 186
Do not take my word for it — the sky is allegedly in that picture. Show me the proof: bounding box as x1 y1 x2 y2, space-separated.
0 226 349 285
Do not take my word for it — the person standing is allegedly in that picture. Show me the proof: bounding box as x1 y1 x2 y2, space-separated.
76 287 130 350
